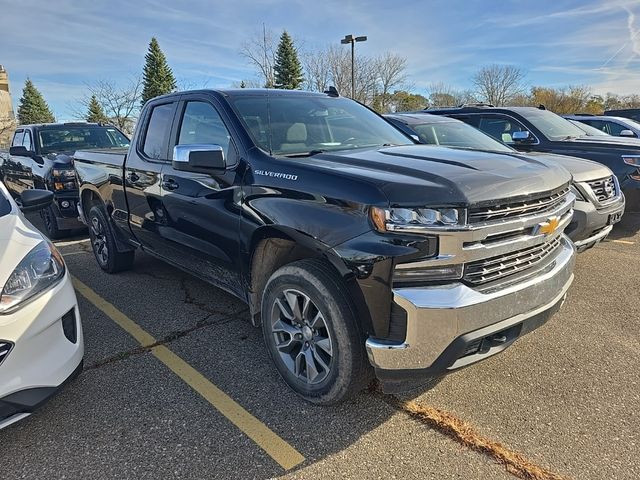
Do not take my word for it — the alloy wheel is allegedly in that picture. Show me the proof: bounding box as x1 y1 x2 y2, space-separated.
90 216 108 265
269 289 334 385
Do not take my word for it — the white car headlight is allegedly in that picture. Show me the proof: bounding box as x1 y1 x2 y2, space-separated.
0 241 65 314
370 207 465 233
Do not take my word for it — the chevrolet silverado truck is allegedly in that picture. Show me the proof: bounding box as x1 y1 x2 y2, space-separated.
73 89 576 404
386 112 625 252
3 122 130 238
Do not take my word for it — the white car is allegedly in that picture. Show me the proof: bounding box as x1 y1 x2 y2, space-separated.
0 182 83 429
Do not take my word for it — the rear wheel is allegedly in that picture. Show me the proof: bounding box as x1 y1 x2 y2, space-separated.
261 259 372 404
88 205 134 273
40 204 70 240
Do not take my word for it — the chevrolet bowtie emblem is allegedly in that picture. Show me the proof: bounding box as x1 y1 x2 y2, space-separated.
535 216 560 236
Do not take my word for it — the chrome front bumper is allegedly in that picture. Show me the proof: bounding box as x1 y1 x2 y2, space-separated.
366 235 576 372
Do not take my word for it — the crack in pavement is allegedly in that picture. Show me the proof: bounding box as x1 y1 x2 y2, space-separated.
377 389 570 480
85 309 248 371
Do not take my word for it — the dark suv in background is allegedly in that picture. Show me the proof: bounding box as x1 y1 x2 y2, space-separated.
3 122 130 238
426 105 640 210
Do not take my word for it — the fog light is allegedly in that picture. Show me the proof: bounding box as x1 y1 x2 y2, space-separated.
393 264 463 284
61 308 78 344
61 200 70 208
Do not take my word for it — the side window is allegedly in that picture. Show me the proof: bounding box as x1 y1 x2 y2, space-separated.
142 103 175 160
177 101 236 164
583 120 608 134
606 122 628 136
477 116 527 144
11 130 24 147
22 131 33 151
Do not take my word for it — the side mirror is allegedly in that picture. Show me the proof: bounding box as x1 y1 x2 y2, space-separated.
10 145 34 157
20 189 54 213
619 129 636 138
172 144 226 174
512 131 534 144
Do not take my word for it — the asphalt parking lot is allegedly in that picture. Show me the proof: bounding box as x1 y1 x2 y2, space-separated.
1 213 639 480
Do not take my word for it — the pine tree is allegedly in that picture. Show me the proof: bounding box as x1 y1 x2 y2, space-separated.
86 95 108 123
17 79 55 124
273 31 304 90
141 37 177 105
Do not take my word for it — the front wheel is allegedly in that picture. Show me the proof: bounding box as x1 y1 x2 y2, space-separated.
88 206 134 273
261 259 372 404
40 205 70 240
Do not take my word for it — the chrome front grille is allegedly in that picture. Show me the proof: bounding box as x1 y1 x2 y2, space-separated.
468 187 569 223
587 176 617 203
0 341 12 366
464 236 562 285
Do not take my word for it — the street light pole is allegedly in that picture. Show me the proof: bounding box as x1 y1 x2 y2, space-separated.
340 34 367 99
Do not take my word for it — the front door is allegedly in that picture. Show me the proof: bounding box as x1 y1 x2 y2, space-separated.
159 97 245 297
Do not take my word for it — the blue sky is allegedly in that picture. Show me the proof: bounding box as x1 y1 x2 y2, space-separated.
1 0 639 120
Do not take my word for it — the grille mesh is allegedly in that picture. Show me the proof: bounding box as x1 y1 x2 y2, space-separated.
0 341 12 366
468 188 569 223
587 176 617 203
464 237 562 285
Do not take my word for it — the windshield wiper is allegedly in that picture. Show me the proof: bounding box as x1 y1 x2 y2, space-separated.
282 149 325 158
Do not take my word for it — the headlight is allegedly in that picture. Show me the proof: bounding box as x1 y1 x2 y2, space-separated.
0 241 65 314
52 168 76 178
570 184 586 201
370 206 465 233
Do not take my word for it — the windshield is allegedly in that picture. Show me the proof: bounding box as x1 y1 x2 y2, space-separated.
229 95 412 156
412 120 513 153
568 119 609 136
38 126 130 154
519 109 586 140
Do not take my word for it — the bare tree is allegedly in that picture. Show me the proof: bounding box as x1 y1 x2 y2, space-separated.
472 65 526 106
374 52 407 112
0 117 16 148
73 77 142 135
428 82 476 107
303 49 332 93
240 25 277 88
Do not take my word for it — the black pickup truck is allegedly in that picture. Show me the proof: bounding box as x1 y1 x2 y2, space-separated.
74 89 576 404
2 122 130 238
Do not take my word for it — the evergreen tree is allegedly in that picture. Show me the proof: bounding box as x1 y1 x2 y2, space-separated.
141 37 177 105
17 79 55 124
273 31 303 90
86 95 108 123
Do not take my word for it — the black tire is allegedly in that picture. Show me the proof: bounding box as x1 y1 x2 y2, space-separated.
87 205 134 273
40 204 71 240
261 258 372 405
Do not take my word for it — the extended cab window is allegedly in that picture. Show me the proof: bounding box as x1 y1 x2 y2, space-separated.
38 126 129 154
477 116 528 144
142 103 175 160
177 101 235 164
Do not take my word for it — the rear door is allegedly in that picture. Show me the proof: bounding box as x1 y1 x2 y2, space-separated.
123 99 178 253
159 95 245 297
5 129 35 196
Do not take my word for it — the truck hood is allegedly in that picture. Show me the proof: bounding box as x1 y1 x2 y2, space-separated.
519 151 613 183
43 152 74 166
306 145 572 206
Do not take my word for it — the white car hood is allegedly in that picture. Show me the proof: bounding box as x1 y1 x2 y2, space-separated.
0 185 46 287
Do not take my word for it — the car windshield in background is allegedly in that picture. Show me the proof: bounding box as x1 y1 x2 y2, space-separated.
568 119 610 136
413 120 513 153
520 109 586 140
38 127 130 154
229 95 412 156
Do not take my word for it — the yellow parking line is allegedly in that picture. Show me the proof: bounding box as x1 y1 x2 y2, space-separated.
72 276 305 471
611 239 635 245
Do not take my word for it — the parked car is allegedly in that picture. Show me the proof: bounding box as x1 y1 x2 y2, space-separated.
74 89 576 403
604 108 640 122
2 122 130 239
0 181 83 429
567 119 611 137
426 105 640 208
565 114 640 138
385 113 625 252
